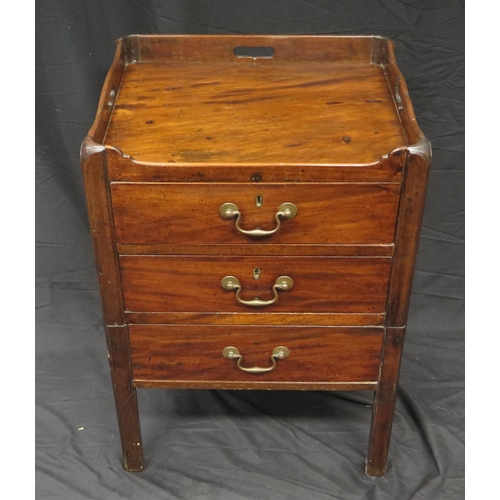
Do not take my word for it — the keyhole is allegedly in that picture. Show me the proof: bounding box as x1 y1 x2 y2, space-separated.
253 268 261 280
255 194 263 207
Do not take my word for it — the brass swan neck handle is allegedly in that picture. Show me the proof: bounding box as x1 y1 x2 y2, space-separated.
220 202 297 237
223 346 290 373
221 275 294 307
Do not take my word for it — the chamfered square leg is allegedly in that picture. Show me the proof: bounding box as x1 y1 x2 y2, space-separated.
106 325 144 472
366 327 405 477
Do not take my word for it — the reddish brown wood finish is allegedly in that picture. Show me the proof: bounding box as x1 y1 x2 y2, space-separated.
124 312 385 327
379 39 426 146
105 56 406 165
106 149 406 183
105 326 143 472
135 380 378 391
81 35 430 477
82 39 126 149
80 37 127 326
80 38 139 472
127 34 375 64
111 182 400 246
129 325 384 384
385 142 431 326
117 244 394 257
80 148 124 325
119 256 392 314
366 327 406 477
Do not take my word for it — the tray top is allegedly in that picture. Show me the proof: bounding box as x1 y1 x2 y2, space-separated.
104 38 408 165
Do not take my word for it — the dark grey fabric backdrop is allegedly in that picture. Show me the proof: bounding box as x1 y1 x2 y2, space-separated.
36 1 464 499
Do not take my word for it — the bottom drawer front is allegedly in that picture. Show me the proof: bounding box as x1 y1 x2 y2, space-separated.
129 325 383 384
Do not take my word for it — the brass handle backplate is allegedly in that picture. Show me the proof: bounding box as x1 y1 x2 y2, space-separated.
221 275 294 307
220 202 297 237
222 346 290 373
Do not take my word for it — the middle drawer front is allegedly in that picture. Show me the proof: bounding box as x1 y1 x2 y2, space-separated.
120 256 391 313
111 182 400 245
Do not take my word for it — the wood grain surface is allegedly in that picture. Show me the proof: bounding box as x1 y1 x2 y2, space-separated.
124 311 385 327
133 380 378 391
80 35 431 476
366 327 406 477
105 326 143 471
81 39 126 150
104 60 406 164
119 256 392 314
105 148 406 183
126 34 376 64
81 148 125 325
117 243 394 257
129 325 384 384
385 142 431 327
111 182 401 245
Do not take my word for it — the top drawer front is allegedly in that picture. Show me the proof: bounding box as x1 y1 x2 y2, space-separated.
111 183 400 245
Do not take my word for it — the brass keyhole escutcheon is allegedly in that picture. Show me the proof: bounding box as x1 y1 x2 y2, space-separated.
255 194 263 207
253 268 261 280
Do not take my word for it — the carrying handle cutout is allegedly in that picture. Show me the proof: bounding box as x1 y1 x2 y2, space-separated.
234 46 275 59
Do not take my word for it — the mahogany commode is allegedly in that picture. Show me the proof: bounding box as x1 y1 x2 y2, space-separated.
81 35 430 477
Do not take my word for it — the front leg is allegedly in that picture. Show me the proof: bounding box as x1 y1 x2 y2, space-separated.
366 327 405 477
106 325 144 472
